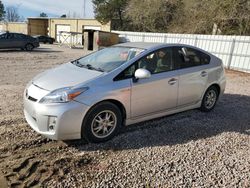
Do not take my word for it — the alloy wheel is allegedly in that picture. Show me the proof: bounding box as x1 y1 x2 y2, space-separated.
91 110 117 139
205 90 217 109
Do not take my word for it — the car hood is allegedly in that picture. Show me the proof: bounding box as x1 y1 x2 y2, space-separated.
32 62 103 91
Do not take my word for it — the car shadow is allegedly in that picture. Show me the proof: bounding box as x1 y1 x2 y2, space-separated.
32 48 63 53
65 93 250 151
0 48 63 53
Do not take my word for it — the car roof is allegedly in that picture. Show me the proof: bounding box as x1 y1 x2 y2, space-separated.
115 42 163 49
115 42 213 56
5 32 25 35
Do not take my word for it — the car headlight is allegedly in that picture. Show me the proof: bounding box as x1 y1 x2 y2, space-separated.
39 87 89 103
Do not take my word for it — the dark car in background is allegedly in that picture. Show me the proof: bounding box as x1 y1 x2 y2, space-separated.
34 35 55 44
0 32 40 51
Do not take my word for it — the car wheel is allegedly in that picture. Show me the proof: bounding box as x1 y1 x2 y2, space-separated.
25 43 34 51
200 86 218 112
82 102 122 143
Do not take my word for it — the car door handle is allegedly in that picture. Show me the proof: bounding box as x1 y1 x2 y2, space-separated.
201 71 207 77
168 78 178 85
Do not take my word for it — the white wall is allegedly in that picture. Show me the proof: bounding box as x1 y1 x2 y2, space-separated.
112 31 250 73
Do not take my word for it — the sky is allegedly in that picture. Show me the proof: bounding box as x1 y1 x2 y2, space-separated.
2 0 95 19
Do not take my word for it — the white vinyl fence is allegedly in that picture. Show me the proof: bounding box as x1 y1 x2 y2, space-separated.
112 30 250 73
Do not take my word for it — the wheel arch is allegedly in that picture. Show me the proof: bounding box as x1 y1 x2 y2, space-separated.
82 99 127 127
25 42 34 47
25 43 34 50
207 83 221 96
80 99 127 141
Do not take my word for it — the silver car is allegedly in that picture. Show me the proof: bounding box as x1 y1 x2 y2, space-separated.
24 42 226 142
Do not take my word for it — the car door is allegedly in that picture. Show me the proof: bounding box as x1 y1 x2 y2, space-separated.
130 47 179 118
6 33 17 48
0 33 8 48
173 46 210 107
13 33 26 48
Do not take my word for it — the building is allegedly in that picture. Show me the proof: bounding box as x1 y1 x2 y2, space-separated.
0 22 28 34
0 18 111 46
28 18 110 44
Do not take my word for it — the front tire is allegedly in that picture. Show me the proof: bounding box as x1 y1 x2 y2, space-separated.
82 102 122 143
25 43 34 51
200 86 218 112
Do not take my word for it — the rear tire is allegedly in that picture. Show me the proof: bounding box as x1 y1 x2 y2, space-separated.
25 43 34 51
200 86 218 112
81 102 122 143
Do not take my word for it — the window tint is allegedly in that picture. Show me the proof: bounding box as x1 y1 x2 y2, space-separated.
16 34 25 39
7 33 15 39
0 33 7 39
14 34 23 39
114 47 178 81
174 47 210 68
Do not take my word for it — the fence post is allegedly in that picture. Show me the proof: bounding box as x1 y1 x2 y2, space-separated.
194 37 198 46
227 39 236 69
125 34 128 42
142 34 145 42
164 35 167 43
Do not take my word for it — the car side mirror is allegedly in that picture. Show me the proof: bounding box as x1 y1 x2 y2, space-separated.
133 68 151 82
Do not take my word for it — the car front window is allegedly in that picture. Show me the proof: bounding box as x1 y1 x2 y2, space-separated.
75 47 144 72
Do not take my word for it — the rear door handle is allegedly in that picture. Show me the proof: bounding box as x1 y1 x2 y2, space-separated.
201 71 207 77
168 78 178 85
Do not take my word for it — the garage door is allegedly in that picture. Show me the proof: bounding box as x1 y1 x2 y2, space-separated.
56 25 70 43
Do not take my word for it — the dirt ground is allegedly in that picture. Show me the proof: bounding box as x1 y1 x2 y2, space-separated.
0 45 249 187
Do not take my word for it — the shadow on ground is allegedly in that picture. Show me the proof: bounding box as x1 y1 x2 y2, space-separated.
66 93 250 151
0 47 63 53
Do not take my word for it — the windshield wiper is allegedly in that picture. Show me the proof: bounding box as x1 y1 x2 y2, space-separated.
72 61 105 72
71 60 84 67
85 64 105 72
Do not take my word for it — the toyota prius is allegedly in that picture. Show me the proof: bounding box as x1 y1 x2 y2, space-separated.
24 42 226 142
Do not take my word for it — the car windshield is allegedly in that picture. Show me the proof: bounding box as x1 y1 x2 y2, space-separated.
73 46 144 72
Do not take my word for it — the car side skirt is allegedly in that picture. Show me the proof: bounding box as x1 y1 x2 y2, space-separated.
125 101 202 126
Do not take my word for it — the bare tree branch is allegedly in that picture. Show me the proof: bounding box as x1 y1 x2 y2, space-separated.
6 6 20 22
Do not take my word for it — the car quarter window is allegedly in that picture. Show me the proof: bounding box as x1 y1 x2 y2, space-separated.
13 34 24 39
114 47 178 81
173 47 211 69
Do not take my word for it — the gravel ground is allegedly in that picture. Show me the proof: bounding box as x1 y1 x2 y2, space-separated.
0 45 249 187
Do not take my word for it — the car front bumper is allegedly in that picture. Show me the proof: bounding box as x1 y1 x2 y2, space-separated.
23 86 90 140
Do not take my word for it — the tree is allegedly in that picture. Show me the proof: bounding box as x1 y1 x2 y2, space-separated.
168 0 250 35
60 14 67 18
39 12 48 17
5 6 20 22
0 0 5 21
92 0 128 30
125 0 183 32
